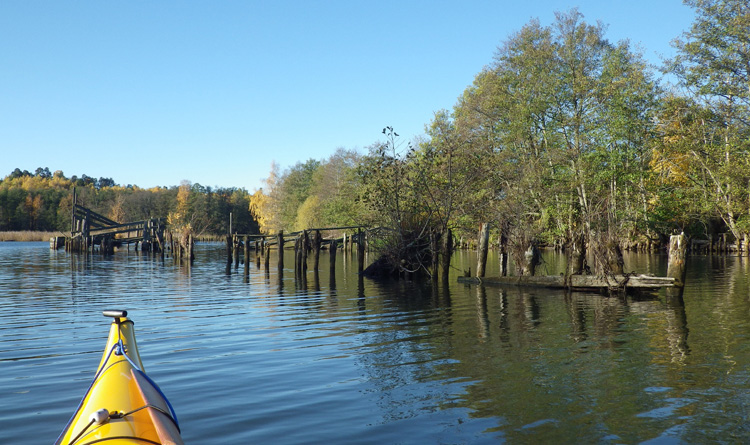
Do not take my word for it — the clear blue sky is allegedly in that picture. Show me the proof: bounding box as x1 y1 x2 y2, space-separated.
1 0 695 191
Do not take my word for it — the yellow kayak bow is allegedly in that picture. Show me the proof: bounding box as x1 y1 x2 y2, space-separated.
55 310 183 445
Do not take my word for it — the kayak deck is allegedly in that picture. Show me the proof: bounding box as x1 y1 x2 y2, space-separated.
55 311 183 445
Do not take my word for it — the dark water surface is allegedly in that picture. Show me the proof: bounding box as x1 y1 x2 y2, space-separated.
2 242 750 443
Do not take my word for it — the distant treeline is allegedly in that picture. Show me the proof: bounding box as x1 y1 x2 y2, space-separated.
0 168 258 235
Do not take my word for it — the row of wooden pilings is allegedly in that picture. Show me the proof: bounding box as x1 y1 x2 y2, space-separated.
225 228 367 276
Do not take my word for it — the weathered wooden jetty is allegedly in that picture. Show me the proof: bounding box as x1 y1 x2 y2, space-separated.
63 191 166 254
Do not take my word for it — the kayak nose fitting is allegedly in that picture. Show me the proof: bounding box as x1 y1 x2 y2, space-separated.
103 310 127 318
115 342 127 356
89 408 110 425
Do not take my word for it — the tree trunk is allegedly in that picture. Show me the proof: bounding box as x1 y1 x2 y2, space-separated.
441 228 453 284
566 233 586 276
476 223 489 278
520 244 540 276
499 230 508 277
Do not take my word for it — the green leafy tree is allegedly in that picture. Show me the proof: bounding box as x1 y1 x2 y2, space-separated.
665 0 750 240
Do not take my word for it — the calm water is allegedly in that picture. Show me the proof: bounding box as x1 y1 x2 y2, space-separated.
2 242 750 443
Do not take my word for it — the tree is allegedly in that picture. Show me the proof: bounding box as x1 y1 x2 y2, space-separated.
276 159 321 231
665 0 750 240
35 167 52 178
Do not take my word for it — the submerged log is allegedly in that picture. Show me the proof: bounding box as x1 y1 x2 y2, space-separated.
458 274 675 291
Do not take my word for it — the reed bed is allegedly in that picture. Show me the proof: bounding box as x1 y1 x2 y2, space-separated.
0 231 66 242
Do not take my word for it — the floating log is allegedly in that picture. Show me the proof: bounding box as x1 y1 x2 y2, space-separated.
458 274 675 291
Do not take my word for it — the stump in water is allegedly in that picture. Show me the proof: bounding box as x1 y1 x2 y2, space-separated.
593 240 624 275
520 244 540 276
476 223 489 278
498 230 508 277
566 233 586 276
361 230 432 280
667 233 687 287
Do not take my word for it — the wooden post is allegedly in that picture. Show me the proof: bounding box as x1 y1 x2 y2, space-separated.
244 236 250 276
357 228 365 273
667 232 687 287
277 231 284 269
244 236 250 264
294 236 301 274
312 230 322 271
342 233 347 255
264 242 270 270
476 223 489 278
302 230 309 273
225 235 232 274
329 239 337 273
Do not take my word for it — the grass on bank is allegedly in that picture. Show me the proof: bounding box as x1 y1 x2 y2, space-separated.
0 231 67 242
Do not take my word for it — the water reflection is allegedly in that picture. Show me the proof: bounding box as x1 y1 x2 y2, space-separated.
665 291 690 362
475 285 489 339
3 243 750 444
